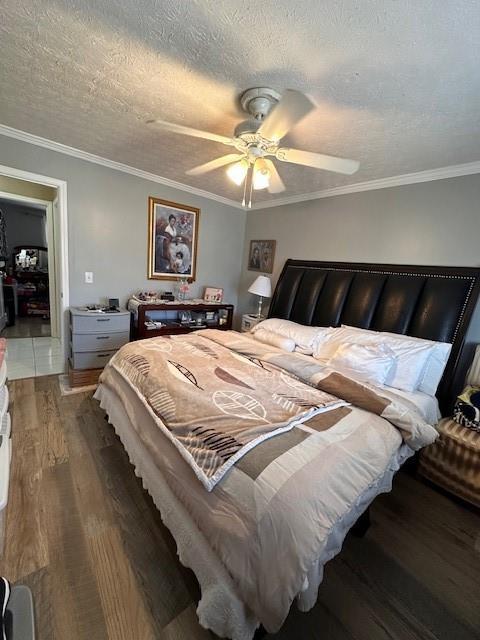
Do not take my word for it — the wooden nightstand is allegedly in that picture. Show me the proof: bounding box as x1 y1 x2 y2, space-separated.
241 314 264 333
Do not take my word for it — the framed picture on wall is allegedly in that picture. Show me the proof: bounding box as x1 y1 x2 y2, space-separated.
248 239 276 273
147 197 200 281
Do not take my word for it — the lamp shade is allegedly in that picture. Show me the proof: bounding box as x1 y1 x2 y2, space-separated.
248 275 272 298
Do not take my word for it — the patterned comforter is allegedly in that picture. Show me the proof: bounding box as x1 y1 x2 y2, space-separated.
97 329 438 632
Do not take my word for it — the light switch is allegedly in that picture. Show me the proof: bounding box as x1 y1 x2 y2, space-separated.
85 271 93 284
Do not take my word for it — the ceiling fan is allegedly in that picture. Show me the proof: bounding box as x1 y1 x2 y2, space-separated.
148 87 359 208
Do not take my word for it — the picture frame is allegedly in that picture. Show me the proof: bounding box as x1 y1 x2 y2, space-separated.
248 239 276 273
148 197 200 281
204 286 224 303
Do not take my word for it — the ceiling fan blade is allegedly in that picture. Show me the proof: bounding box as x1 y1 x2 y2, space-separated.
186 154 245 176
263 159 286 194
258 90 315 142
276 147 359 175
147 119 234 146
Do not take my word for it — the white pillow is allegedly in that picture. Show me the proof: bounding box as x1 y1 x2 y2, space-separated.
327 342 397 386
382 339 434 392
313 326 375 361
339 325 443 393
252 319 331 354
252 328 296 352
380 330 451 396
315 326 434 392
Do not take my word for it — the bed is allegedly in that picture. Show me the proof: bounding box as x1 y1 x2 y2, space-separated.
94 260 480 640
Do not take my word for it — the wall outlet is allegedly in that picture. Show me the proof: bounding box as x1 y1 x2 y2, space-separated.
85 271 93 284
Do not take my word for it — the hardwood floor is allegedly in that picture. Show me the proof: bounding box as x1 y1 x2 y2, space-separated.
1 376 479 640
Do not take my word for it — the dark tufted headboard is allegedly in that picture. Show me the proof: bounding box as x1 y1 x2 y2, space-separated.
268 260 480 415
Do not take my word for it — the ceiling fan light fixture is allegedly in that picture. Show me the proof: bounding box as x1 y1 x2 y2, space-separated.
226 159 249 186
252 158 271 190
253 167 270 190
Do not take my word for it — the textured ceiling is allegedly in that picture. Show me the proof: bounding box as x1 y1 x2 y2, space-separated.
1 0 479 205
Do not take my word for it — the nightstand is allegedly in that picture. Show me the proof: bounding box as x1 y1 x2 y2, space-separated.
69 308 131 387
418 417 480 507
241 314 264 333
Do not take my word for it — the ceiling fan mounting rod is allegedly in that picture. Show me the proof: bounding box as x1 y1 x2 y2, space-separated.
240 87 281 120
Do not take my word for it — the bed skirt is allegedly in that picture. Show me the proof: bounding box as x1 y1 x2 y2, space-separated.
95 383 413 639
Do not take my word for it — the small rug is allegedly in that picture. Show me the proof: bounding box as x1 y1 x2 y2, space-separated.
58 374 97 396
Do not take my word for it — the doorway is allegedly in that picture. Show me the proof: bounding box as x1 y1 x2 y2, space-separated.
0 167 69 380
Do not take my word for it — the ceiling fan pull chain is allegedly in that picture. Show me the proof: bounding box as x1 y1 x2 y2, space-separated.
248 163 254 208
241 166 249 207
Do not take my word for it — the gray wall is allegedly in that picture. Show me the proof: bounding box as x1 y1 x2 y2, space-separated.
0 200 47 264
0 135 246 310
240 175 480 338
2 131 479 339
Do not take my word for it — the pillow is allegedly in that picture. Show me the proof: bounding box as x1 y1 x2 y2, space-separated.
313 326 378 361
380 330 451 396
252 328 295 352
252 319 331 354
382 339 434 392
340 325 448 393
327 342 397 386
420 341 452 394
315 326 434 392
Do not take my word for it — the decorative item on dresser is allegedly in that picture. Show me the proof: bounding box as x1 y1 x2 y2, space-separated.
133 300 234 339
204 286 224 303
68 308 131 388
241 313 264 333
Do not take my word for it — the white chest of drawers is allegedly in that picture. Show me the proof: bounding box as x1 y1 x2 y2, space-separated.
69 308 131 385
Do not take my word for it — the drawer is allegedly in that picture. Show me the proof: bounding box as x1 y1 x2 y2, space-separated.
72 331 130 353
71 313 130 334
70 350 116 370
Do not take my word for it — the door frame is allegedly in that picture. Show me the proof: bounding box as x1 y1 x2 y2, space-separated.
0 164 69 364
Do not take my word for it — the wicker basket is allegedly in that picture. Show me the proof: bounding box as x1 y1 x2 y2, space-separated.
418 418 480 507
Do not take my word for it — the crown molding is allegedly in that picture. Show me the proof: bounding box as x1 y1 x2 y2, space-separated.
1 123 479 212
0 123 245 210
251 160 480 210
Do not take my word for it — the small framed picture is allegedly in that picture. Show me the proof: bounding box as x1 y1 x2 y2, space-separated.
204 287 224 303
248 240 276 273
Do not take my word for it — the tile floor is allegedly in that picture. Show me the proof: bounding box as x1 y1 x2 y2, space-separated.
5 336 65 380
2 316 51 339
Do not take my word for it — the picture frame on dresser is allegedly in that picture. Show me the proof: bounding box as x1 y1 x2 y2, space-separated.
204 286 224 303
147 197 200 282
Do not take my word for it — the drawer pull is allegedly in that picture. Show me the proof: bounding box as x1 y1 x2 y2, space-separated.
97 353 111 358
96 336 109 340
96 318 110 322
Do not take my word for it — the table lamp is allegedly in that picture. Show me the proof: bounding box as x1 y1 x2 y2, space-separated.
248 275 272 318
